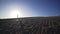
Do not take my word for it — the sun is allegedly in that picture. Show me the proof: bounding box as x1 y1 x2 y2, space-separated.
10 9 22 18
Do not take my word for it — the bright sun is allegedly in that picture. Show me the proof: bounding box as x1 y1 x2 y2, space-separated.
10 9 22 18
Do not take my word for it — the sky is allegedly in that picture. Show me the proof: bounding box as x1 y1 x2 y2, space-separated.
0 0 60 19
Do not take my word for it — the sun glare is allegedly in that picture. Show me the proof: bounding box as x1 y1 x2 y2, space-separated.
10 9 22 18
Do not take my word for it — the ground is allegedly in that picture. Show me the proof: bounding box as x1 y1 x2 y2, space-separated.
0 16 60 34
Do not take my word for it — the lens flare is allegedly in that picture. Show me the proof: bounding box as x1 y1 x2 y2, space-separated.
9 9 22 18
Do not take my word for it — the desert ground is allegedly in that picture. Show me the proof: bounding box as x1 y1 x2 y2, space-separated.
0 16 60 34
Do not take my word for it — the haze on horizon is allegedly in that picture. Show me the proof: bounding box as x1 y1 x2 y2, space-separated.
0 0 60 19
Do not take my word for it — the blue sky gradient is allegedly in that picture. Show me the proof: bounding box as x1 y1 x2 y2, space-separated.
0 0 60 18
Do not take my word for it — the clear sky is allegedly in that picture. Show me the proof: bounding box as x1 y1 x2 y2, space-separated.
0 0 60 19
